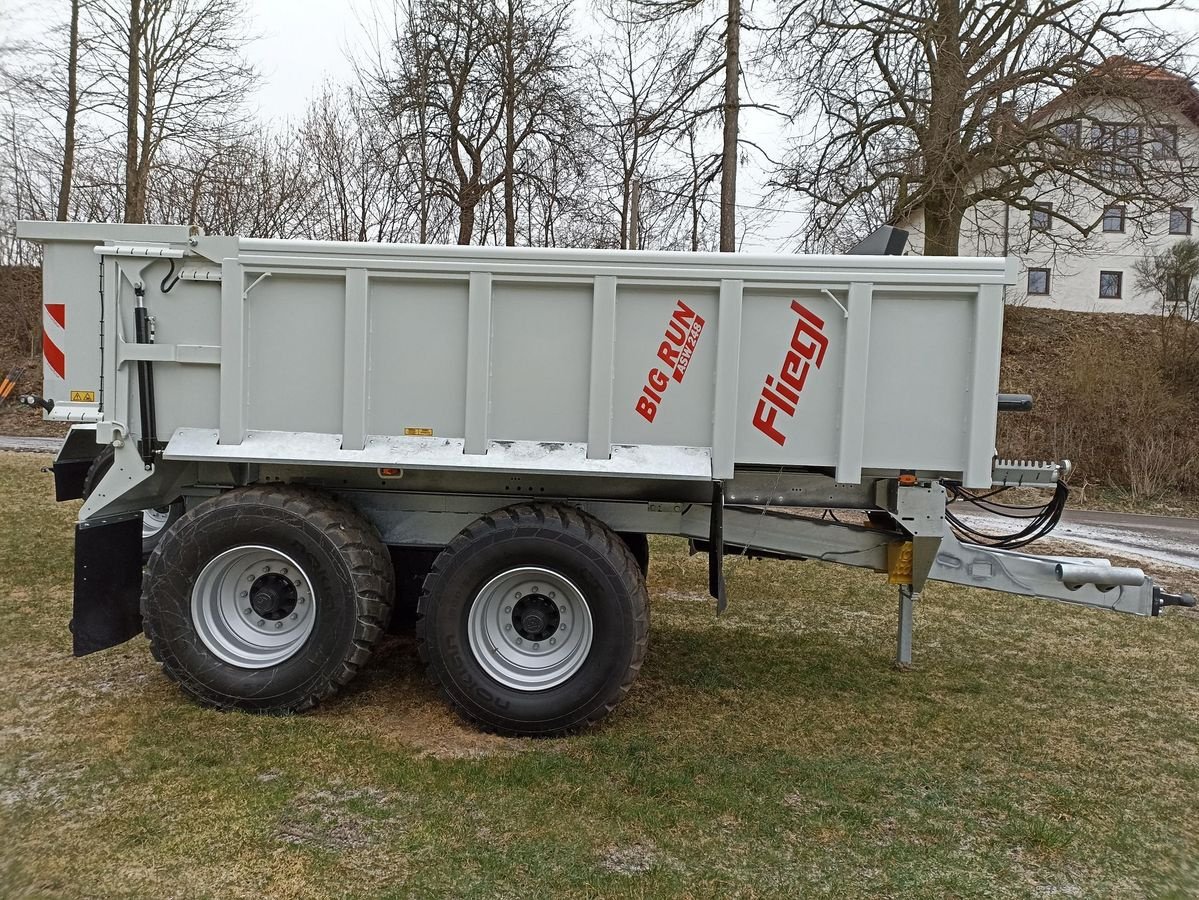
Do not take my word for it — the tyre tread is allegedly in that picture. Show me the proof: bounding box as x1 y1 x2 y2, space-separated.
141 485 394 714
416 502 648 737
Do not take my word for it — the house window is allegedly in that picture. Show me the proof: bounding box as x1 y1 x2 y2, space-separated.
1090 123 1141 176
1102 206 1125 232
1166 274 1190 308
1150 125 1178 159
1053 121 1081 147
1027 268 1050 295
1169 207 1193 235
1099 270 1123 299
1030 204 1052 232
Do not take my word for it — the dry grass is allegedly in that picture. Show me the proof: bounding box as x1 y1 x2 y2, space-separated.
999 306 1199 501
1 450 1198 898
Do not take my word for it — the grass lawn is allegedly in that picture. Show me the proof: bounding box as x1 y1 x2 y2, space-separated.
1 451 1197 899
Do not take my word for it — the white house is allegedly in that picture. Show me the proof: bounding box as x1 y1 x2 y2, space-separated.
900 62 1199 315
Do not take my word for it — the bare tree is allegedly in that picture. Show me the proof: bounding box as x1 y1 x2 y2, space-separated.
298 87 427 243
495 0 573 246
630 0 748 251
145 129 317 239
772 0 1199 254
57 0 82 220
384 0 506 244
86 0 255 224
587 2 690 249
1135 239 1199 383
121 0 140 222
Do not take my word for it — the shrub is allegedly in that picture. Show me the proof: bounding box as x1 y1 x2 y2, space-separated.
1048 331 1197 499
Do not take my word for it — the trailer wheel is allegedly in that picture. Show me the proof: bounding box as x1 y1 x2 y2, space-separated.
417 504 649 736
83 447 183 558
141 486 394 713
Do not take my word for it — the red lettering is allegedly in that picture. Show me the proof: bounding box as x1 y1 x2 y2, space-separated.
779 352 810 396
752 300 829 447
657 341 681 369
762 378 797 415
636 396 657 422
634 300 706 424
790 301 828 366
671 300 696 329
753 398 786 446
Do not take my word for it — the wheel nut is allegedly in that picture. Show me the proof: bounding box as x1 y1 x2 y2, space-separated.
504 606 512 613
533 643 540 649
559 624 566 631
550 591 556 599
281 568 288 574
257 620 265 627
515 637 523 645
559 606 566 614
244 608 252 615
504 624 512 631
549 638 556 645
263 566 270 572
291 613 298 620
515 592 522 598
240 591 248 598
275 622 283 629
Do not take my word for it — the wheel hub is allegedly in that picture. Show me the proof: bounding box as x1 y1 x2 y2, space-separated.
250 573 297 620
512 594 559 641
190 546 316 669
466 566 594 692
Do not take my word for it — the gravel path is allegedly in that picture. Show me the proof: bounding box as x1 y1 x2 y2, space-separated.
0 435 65 453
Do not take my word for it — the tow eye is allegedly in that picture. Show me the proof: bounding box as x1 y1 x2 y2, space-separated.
18 394 54 413
1153 588 1198 616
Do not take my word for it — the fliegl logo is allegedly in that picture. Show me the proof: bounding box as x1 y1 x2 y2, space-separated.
752 301 829 446
634 300 706 423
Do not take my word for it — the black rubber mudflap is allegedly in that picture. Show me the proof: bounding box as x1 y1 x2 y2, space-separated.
72 513 143 656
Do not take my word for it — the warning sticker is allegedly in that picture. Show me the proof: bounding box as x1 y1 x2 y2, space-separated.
69 390 96 403
403 427 434 437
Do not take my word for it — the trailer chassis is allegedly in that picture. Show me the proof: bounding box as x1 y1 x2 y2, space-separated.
65 436 1194 674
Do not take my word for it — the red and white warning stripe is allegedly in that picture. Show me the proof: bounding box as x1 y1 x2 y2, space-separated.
43 302 67 391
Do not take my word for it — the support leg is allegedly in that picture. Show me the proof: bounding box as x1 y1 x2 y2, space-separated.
896 584 916 669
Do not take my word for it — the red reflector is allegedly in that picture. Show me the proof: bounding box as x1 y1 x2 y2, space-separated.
44 334 65 379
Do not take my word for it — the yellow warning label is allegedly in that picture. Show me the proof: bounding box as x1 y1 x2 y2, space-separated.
69 390 96 403
403 427 434 437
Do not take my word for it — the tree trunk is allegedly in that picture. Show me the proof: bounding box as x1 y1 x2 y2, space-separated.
923 202 962 256
718 0 739 252
56 0 80 221
502 1 517 246
123 0 142 224
629 179 640 250
458 197 475 245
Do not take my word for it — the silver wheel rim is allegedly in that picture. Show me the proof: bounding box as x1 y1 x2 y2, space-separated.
190 545 317 669
142 506 172 541
466 566 594 691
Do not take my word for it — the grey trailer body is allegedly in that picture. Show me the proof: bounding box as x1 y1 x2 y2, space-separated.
15 221 1194 735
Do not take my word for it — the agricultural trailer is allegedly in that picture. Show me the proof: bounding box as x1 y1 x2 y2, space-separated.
14 220 1195 735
